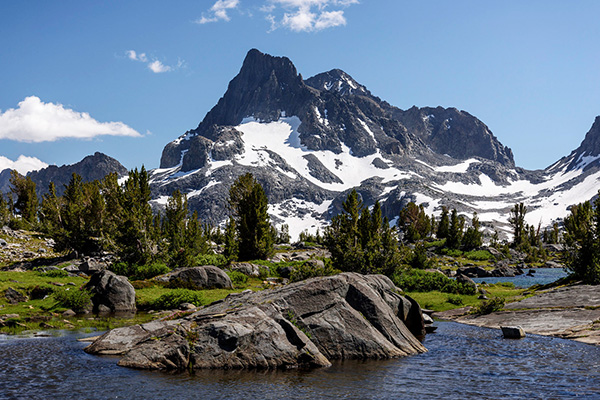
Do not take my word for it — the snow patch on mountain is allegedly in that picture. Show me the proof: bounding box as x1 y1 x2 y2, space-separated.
435 158 480 173
269 198 332 240
235 116 412 191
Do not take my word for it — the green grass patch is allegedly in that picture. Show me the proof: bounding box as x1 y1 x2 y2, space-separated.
135 277 264 310
464 250 494 261
407 282 526 312
392 269 476 295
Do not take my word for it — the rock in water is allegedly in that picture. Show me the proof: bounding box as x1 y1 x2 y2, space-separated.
501 326 526 339
84 270 136 313
85 273 427 370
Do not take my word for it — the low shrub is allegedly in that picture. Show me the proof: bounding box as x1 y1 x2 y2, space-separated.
473 297 505 315
289 260 341 282
130 280 155 290
109 262 170 281
196 253 227 268
227 270 248 286
392 269 476 295
39 269 69 278
446 294 464 305
465 250 494 261
150 289 204 310
53 288 92 312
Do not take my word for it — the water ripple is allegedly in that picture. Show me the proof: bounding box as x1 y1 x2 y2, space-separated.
1 322 599 399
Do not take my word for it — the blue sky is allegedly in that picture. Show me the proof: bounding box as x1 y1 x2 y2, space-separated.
1 1 599 173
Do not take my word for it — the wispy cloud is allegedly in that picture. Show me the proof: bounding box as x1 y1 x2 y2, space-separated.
196 0 357 32
0 155 48 175
268 0 358 32
0 96 141 143
126 49 182 74
195 0 240 24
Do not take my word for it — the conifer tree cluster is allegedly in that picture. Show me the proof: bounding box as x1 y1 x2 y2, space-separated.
325 190 401 275
2 167 213 270
397 202 482 251
563 194 600 284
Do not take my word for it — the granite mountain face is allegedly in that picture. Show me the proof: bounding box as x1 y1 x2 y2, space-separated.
149 49 600 238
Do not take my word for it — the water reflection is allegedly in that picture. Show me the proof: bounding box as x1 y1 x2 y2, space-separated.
1 322 598 399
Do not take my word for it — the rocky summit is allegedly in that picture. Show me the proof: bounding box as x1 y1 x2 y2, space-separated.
85 273 426 370
145 49 600 238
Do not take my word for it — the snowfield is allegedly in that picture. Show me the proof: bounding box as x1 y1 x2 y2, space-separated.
235 116 412 191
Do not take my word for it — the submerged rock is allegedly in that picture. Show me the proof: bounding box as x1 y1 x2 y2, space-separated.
85 273 426 371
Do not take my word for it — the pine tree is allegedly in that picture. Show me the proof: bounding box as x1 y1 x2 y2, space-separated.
462 212 483 250
118 166 156 264
0 194 11 227
446 209 464 249
437 207 450 239
9 170 38 226
228 173 274 261
509 203 527 248
398 202 431 242
223 216 238 262
563 197 600 283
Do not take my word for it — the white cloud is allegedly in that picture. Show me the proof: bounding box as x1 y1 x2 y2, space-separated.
196 0 240 24
148 60 172 73
0 96 141 143
0 155 48 175
195 0 356 31
127 50 148 62
265 0 357 32
126 50 180 74
314 10 346 30
282 8 316 32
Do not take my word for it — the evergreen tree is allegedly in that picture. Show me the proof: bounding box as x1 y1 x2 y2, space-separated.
9 170 38 226
223 216 238 262
0 194 10 227
164 189 189 268
117 166 156 264
276 224 291 244
462 212 483 250
509 203 527 248
437 207 450 239
563 197 600 283
398 202 431 242
446 209 464 249
39 182 62 235
228 173 274 261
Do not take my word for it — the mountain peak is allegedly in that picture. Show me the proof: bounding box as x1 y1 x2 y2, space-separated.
190 49 311 132
305 69 371 97
578 116 600 157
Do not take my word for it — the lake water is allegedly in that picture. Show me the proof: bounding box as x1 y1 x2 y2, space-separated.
1 321 599 399
472 268 568 288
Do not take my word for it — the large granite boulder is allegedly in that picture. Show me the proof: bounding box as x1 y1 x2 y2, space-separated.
155 266 233 289
85 273 426 371
228 262 262 277
84 270 136 313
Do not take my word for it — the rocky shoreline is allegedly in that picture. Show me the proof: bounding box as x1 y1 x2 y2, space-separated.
434 284 600 345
